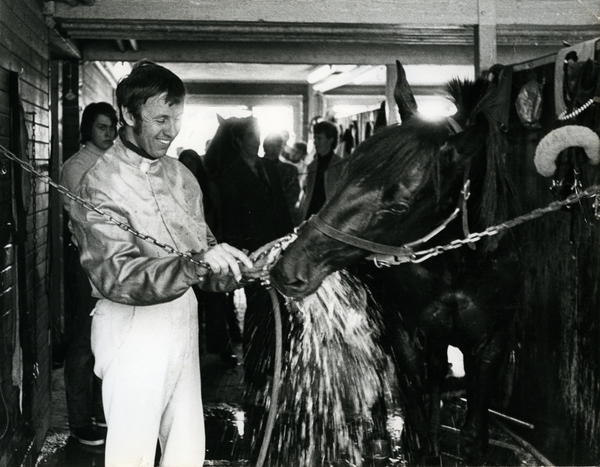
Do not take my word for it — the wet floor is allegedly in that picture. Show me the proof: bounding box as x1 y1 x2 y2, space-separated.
35 349 544 467
35 284 545 467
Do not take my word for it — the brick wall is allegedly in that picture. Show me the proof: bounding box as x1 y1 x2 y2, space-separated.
0 0 52 465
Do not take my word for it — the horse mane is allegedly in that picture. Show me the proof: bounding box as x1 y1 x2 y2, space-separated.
346 117 451 203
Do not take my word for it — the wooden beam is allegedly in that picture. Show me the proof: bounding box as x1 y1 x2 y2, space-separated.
184 82 308 96
475 0 497 76
82 40 477 66
52 0 597 26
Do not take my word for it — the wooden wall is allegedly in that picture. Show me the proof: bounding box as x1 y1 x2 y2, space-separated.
0 0 52 466
80 61 116 111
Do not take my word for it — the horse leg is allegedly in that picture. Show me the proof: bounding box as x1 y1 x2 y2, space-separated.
460 331 508 464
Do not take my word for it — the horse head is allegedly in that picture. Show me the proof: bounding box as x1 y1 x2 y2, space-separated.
270 62 515 299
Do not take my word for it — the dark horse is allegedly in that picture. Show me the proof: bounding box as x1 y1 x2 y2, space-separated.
270 62 522 464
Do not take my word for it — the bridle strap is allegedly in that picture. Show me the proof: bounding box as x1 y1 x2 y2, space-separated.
308 216 415 256
308 204 461 257
306 178 470 261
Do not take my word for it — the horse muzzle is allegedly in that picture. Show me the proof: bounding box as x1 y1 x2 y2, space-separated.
269 261 321 299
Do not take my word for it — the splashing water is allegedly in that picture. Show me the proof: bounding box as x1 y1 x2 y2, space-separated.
265 269 388 467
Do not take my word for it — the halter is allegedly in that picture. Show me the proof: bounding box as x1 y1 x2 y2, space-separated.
307 179 470 267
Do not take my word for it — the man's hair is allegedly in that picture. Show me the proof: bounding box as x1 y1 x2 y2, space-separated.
293 141 308 155
116 60 186 125
80 102 118 144
262 132 286 160
313 120 339 149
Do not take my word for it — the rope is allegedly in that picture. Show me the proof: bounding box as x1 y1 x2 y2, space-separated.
255 287 283 467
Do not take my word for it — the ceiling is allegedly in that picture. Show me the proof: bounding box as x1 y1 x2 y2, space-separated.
105 61 476 93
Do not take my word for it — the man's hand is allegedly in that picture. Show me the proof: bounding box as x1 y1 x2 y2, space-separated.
192 243 253 285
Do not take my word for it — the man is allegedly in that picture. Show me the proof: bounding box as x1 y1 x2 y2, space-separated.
178 148 241 368
61 102 118 446
68 60 255 467
208 117 293 385
297 120 345 221
262 132 302 225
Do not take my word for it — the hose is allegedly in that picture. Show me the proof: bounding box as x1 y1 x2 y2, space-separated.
255 286 283 467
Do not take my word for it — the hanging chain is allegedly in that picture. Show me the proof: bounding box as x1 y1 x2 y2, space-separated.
0 143 210 269
27 111 40 380
27 112 37 260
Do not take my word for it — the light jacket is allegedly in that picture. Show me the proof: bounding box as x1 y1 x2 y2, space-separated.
69 137 219 306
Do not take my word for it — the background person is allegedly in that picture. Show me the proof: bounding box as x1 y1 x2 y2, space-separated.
178 148 241 368
61 101 118 446
205 117 293 390
297 120 345 221
278 140 308 226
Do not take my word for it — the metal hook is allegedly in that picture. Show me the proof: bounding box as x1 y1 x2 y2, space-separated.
0 162 7 175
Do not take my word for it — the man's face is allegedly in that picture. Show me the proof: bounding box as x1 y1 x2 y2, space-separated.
90 114 116 151
124 93 184 159
313 132 334 156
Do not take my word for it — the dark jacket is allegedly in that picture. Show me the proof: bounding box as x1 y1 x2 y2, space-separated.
212 156 293 253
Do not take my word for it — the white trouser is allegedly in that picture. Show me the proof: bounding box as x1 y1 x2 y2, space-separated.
91 288 205 467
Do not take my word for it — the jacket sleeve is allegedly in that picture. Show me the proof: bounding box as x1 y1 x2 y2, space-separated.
69 185 200 306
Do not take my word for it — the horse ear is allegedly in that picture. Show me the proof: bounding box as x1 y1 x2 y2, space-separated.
394 60 418 123
217 113 225 124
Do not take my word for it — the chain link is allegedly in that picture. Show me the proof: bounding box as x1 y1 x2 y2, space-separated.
0 143 209 269
405 184 600 264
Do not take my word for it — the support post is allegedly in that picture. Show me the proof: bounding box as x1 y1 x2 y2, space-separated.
475 0 497 78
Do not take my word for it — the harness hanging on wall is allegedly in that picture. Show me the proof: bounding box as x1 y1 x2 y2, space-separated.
515 78 544 129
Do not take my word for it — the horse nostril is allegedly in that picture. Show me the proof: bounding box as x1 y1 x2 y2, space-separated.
270 264 308 290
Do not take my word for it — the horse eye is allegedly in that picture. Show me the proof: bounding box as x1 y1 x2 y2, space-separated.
387 202 410 215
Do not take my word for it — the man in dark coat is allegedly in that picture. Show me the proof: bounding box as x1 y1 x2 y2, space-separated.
209 117 294 391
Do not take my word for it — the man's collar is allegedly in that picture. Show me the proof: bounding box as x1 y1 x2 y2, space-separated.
119 128 155 160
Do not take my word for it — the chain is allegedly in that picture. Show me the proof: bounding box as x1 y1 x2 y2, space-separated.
3 140 599 272
28 112 37 261
27 111 39 381
406 184 600 264
0 143 210 269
